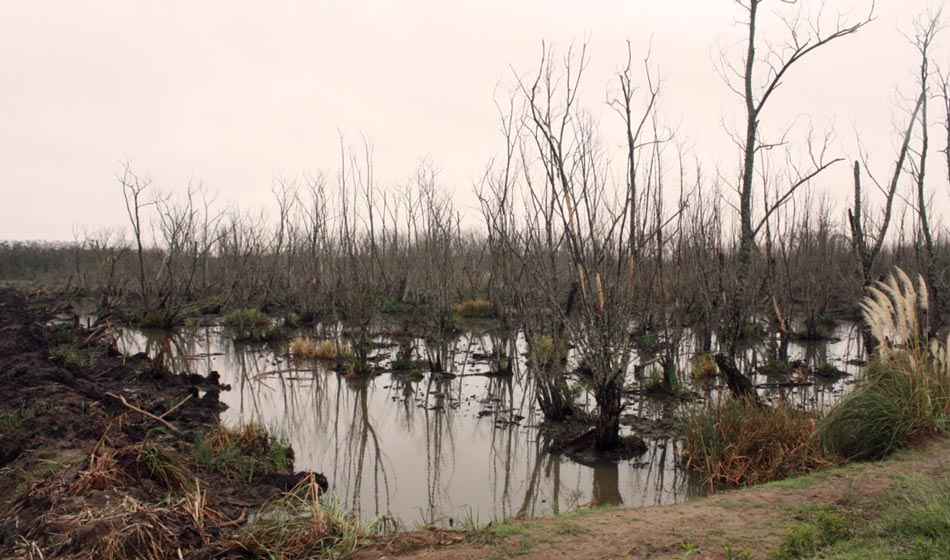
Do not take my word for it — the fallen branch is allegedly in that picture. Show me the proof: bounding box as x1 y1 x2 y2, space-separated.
105 392 184 435
159 394 192 419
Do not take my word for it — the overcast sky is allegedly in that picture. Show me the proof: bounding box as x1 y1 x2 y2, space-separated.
0 0 944 241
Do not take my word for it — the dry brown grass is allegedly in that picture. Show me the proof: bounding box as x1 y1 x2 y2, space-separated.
290 337 352 361
40 496 184 560
68 448 133 496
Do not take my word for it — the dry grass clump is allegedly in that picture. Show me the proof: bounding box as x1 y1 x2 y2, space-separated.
40 496 186 560
290 337 352 361
683 398 830 486
236 473 364 558
690 352 718 380
68 447 134 495
454 299 493 319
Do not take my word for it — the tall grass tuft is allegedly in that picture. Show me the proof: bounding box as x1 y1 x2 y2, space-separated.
813 350 950 460
814 268 950 461
682 398 828 486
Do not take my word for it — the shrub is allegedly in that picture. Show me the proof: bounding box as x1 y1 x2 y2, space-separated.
683 398 828 486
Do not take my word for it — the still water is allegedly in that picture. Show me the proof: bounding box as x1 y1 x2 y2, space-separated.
117 321 863 525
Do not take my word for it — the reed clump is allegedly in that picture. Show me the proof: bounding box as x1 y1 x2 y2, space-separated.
682 398 828 486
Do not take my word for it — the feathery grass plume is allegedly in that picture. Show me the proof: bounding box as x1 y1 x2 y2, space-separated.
861 268 929 350
916 272 930 311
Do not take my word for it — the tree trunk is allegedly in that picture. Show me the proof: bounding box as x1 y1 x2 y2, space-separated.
714 353 759 402
594 376 623 451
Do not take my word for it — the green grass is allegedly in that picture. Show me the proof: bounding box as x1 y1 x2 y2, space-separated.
193 423 293 482
490 522 528 538
776 476 950 559
50 343 97 368
222 308 271 328
0 408 37 434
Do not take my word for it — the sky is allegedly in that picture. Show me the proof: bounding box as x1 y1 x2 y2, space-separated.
0 0 944 242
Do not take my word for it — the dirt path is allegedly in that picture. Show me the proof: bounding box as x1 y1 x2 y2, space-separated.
352 439 950 560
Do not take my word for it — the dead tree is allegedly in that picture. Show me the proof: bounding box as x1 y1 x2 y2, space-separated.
119 162 156 313
505 43 662 450
723 0 874 269
907 9 944 333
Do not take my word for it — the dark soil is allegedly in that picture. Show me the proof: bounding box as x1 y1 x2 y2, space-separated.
0 288 325 559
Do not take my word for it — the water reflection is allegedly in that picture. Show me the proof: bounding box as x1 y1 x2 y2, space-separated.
118 322 860 524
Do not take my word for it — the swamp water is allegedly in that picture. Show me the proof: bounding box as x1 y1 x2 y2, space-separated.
116 321 864 526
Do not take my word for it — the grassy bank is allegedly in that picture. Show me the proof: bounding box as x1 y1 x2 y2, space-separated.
346 439 950 559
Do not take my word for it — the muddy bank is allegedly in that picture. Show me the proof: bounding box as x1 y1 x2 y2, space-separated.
0 288 327 559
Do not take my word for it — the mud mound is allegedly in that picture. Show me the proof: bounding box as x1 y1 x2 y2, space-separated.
0 289 328 559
